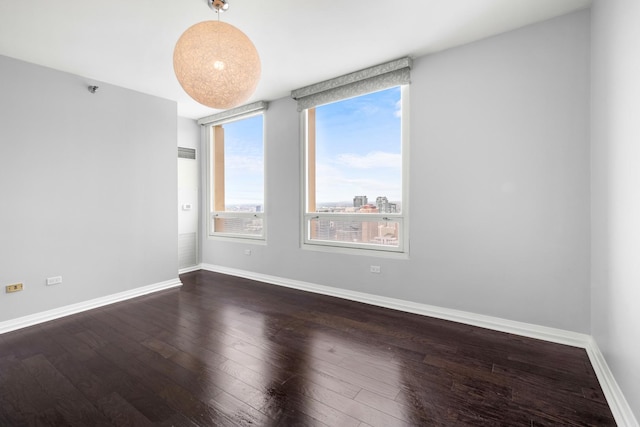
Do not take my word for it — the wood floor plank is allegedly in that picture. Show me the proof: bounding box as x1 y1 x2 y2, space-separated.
355 388 427 425
96 342 233 426
36 319 180 424
0 355 61 425
95 392 154 427
209 390 275 426
511 381 617 425
0 270 616 426
285 392 361 427
20 353 114 426
82 352 179 423
301 381 411 427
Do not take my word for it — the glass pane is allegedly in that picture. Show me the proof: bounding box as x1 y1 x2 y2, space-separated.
313 86 402 214
308 217 400 248
223 114 264 212
213 216 263 236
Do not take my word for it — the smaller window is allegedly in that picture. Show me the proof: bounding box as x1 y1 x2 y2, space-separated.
209 113 265 239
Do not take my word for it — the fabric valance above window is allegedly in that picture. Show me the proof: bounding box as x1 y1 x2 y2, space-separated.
290 57 412 111
197 100 269 126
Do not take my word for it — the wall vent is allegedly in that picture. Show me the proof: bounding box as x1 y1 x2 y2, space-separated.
178 147 196 159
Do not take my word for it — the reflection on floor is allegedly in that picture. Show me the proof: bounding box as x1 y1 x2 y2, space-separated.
0 270 615 426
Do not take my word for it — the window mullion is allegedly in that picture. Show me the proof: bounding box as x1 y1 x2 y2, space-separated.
213 125 225 212
307 108 316 213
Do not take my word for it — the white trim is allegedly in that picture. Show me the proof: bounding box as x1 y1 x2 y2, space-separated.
198 263 637 426
0 278 182 335
400 85 411 254
200 263 589 347
179 265 201 274
584 338 640 427
300 109 309 249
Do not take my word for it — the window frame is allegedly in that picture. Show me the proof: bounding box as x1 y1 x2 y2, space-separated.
301 85 410 254
206 110 267 241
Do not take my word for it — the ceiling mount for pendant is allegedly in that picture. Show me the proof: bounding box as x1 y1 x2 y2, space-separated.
208 0 229 13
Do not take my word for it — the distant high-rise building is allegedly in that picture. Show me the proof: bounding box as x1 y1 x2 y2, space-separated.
359 204 379 243
313 218 334 241
353 195 368 208
335 218 361 243
372 222 400 247
376 196 398 213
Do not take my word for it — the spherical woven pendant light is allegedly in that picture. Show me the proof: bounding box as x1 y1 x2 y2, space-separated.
173 13 260 109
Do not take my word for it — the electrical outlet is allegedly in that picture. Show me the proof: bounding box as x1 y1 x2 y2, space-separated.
244 249 252 256
46 276 63 286
6 283 23 293
370 265 381 274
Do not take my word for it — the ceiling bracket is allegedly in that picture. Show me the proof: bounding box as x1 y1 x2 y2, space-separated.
208 0 229 13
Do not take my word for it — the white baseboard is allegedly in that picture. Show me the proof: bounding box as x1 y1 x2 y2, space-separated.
585 338 640 427
0 278 182 335
200 263 591 347
179 265 202 274
199 263 638 427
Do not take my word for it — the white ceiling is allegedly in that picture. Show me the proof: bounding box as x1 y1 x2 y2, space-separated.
0 0 591 119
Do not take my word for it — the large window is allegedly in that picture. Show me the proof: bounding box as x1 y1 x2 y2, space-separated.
302 84 409 253
204 104 266 240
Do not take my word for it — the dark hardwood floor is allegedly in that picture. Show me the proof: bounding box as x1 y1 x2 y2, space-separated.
0 270 615 426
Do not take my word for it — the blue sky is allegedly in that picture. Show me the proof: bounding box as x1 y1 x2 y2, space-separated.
222 114 264 207
315 86 402 204
221 86 402 208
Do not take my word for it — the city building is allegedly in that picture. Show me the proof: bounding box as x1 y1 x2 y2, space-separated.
353 195 368 208
375 196 398 214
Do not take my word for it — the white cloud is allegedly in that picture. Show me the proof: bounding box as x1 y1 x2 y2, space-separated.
334 151 401 169
315 162 401 202
225 155 263 173
394 99 402 118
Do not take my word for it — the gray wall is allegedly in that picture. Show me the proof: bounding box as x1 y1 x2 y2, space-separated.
178 117 200 151
0 55 178 322
202 11 591 333
591 0 640 420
